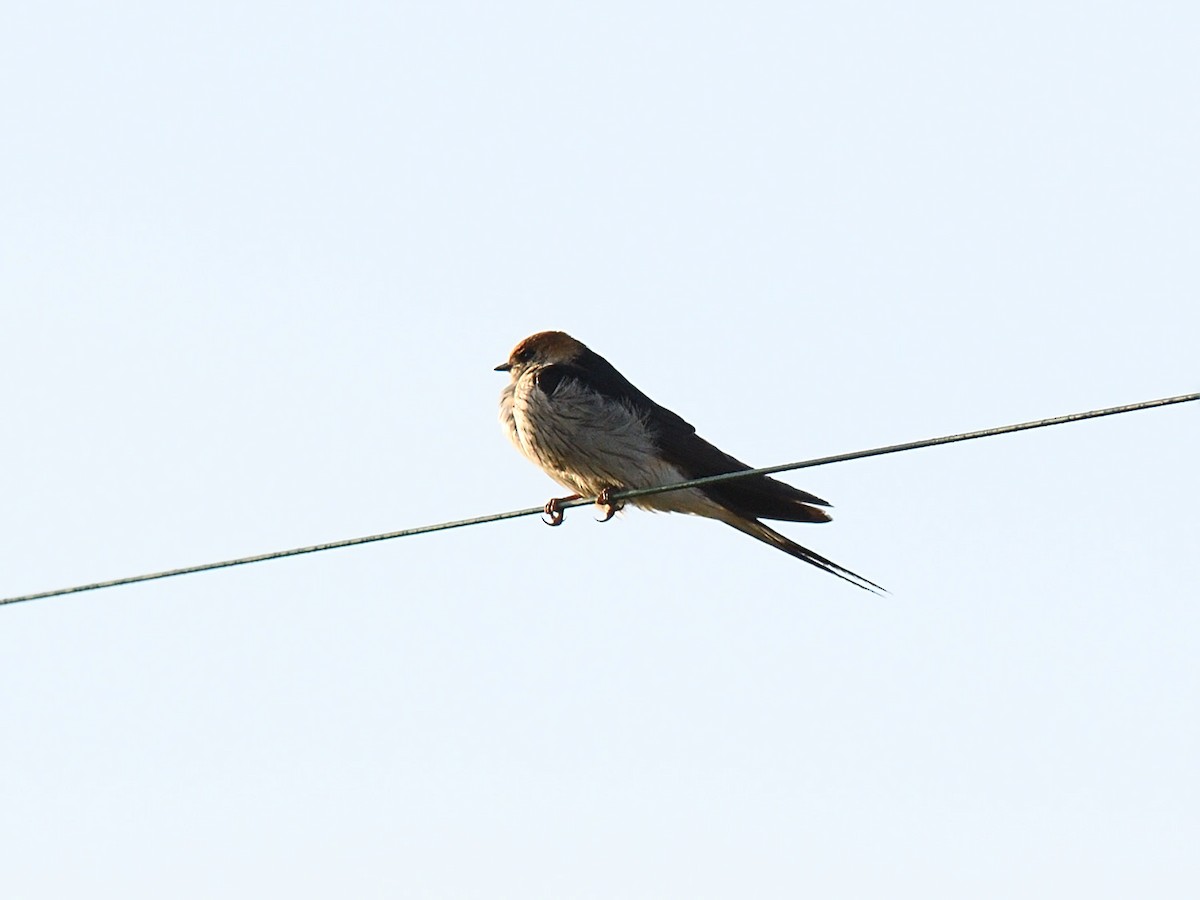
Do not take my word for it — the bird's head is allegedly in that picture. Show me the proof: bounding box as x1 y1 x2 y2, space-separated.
494 331 586 378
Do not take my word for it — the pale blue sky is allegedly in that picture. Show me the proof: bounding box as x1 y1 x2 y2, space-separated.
2 2 1197 897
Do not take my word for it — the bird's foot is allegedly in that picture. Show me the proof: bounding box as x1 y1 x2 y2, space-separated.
595 487 626 523
542 494 581 527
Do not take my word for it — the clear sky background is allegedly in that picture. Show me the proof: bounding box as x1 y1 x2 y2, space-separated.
2 2 1197 897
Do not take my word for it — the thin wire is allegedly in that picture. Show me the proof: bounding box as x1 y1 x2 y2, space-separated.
614 391 1200 502
3 391 1196 608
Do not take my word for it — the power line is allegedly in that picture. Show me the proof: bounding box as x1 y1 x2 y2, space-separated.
614 391 1200 501
3 391 1196 608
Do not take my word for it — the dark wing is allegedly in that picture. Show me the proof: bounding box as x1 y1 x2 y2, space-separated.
654 422 832 524
534 349 695 433
536 350 831 524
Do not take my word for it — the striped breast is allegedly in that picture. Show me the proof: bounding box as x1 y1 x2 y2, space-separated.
509 368 681 498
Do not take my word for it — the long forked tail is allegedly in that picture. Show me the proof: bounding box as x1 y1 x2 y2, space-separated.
723 517 886 594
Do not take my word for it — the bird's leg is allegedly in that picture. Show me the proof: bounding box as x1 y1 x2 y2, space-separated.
595 486 626 523
542 494 581 527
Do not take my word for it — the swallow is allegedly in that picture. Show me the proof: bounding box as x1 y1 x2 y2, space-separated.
496 331 883 592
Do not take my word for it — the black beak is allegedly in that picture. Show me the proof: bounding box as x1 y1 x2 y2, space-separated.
494 362 512 372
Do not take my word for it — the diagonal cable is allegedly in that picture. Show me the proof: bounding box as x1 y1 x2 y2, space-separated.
2 391 1196 608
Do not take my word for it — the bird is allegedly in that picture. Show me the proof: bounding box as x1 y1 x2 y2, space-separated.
496 330 883 592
